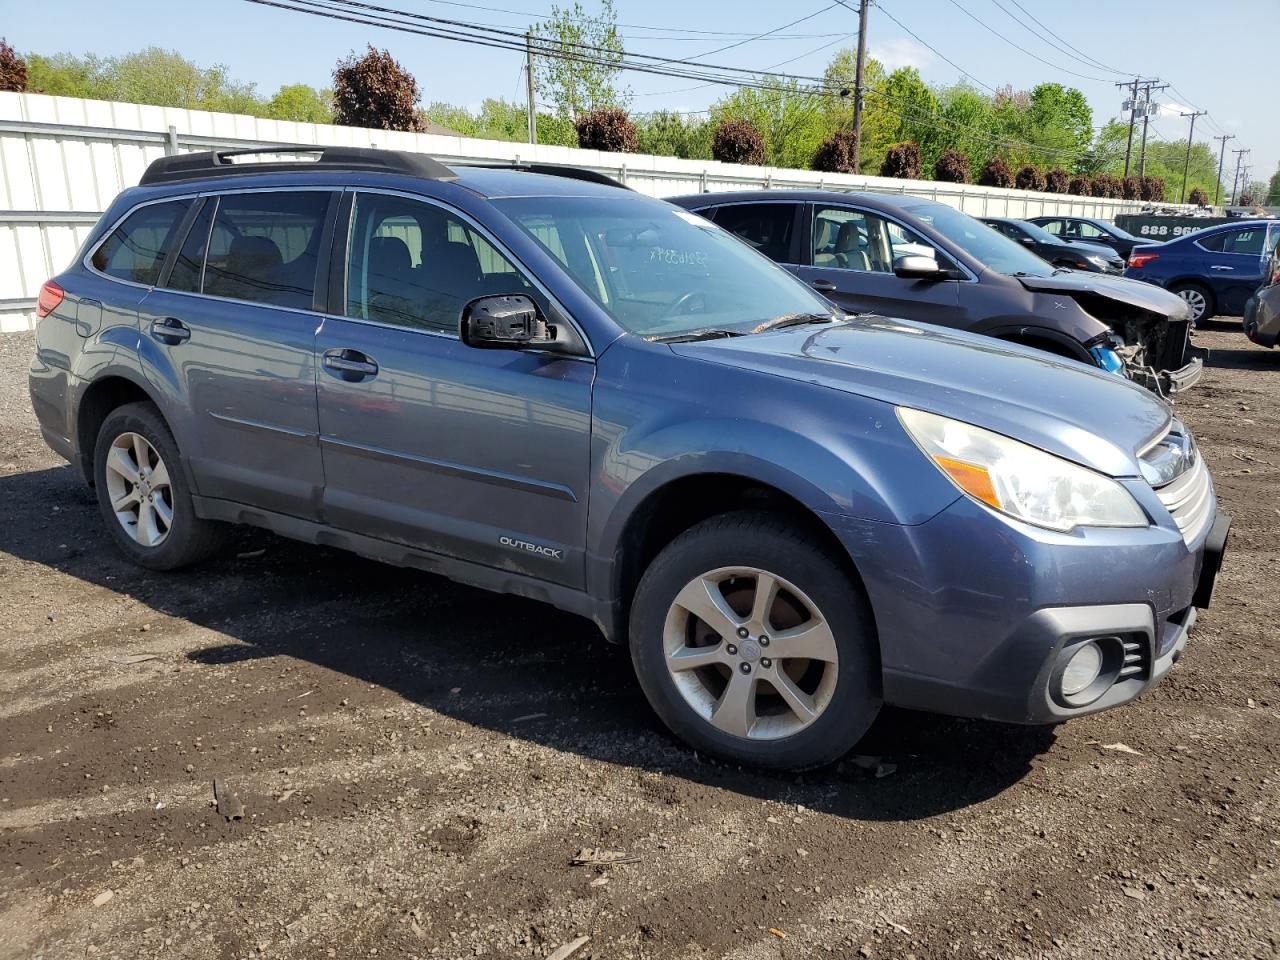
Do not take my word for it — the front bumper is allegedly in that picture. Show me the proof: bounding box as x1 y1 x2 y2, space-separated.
825 494 1229 726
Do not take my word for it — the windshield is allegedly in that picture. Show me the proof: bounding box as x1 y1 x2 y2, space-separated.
1100 221 1140 241
905 201 1055 277
492 195 836 338
1014 219 1068 246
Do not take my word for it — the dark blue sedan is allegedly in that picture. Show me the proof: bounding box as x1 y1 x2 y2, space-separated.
1124 220 1280 324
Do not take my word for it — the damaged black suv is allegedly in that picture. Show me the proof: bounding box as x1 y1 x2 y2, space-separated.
670 191 1201 394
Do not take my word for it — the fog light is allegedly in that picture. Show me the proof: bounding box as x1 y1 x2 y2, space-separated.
1061 641 1104 697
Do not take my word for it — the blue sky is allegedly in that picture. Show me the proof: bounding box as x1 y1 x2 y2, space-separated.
7 0 1278 182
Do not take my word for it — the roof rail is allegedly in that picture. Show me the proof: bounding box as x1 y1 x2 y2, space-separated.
461 162 630 190
139 146 457 186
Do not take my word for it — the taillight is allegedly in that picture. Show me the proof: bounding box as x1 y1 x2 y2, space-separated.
1128 251 1159 269
35 279 64 318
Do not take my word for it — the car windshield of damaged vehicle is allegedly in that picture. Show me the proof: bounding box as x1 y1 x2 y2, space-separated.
670 191 1203 396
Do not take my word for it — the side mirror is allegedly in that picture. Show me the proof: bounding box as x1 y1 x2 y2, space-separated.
461 294 552 349
1020 236 1037 246
893 254 949 281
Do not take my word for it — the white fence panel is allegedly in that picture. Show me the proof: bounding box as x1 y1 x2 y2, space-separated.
0 91 1185 332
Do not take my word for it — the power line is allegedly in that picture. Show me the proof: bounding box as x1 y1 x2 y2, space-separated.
867 0 997 94
985 0 1130 76
243 0 1096 161
683 4 843 62
940 0 1113 82
405 0 843 40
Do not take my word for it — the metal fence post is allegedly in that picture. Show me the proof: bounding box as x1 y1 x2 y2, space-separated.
166 125 179 156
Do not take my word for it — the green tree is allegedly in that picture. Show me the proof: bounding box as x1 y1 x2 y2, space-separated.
25 52 105 98
1267 165 1280 206
709 78 830 169
1024 83 1092 166
266 84 332 123
634 111 712 159
530 0 629 118
936 84 996 171
868 67 941 169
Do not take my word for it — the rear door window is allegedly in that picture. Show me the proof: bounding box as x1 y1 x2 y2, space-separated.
200 192 333 309
91 199 193 285
1038 219 1065 237
1222 228 1266 255
711 203 797 264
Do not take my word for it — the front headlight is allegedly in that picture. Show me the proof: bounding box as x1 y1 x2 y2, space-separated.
898 408 1149 532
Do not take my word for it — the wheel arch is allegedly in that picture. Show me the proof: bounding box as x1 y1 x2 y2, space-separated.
601 467 878 655
73 370 167 486
985 323 1094 363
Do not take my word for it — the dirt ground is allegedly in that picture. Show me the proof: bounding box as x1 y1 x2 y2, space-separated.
0 322 1277 960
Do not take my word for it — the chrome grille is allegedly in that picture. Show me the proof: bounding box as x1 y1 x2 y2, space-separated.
1143 420 1214 546
1154 454 1214 545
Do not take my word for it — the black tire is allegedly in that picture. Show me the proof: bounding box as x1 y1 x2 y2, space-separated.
93 401 227 570
1171 282 1215 327
629 511 880 771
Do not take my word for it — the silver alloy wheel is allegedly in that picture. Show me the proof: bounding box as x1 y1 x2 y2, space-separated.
1178 288 1208 321
103 432 173 548
662 566 839 740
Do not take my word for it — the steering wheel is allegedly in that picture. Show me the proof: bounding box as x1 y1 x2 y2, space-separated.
661 289 708 320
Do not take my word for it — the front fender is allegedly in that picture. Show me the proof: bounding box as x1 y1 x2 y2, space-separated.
584 344 963 607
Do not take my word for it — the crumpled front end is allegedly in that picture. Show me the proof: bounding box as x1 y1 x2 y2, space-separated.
1077 292 1203 396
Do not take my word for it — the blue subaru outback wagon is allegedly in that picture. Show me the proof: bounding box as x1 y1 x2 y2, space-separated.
28 147 1229 770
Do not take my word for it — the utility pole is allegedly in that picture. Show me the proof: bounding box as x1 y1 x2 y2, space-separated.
1212 134 1235 207
1230 148 1249 205
1178 110 1206 203
1136 81 1169 178
849 0 870 171
525 32 537 145
1116 78 1141 177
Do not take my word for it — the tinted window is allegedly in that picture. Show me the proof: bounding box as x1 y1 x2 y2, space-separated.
494 195 834 338
903 200 1054 277
1075 221 1105 239
1196 232 1227 252
202 192 331 309
166 200 213 293
91 199 192 285
1223 228 1266 255
345 193 536 334
711 203 796 263
1038 219 1064 236
813 206 939 273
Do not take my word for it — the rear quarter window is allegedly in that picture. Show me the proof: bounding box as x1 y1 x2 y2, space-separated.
91 199 193 285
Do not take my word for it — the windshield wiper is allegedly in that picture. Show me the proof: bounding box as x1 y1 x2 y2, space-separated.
650 328 745 344
751 312 837 334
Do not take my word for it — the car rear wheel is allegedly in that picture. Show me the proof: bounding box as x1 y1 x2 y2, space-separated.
629 512 880 770
94 402 227 570
1171 282 1214 326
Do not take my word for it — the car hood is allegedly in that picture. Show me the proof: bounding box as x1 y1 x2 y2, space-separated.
1015 270 1192 321
672 316 1171 478
1062 239 1123 261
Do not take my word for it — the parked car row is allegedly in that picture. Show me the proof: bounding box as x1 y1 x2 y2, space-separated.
669 191 1201 395
1122 219 1280 325
28 149 1228 770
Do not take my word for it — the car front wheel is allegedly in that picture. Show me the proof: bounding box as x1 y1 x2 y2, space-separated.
629 512 880 770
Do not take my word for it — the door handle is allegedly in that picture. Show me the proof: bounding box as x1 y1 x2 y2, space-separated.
150 317 191 344
323 348 379 379
811 279 838 292
1209 265 1234 271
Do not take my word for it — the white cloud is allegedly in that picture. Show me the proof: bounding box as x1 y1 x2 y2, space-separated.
870 37 937 72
